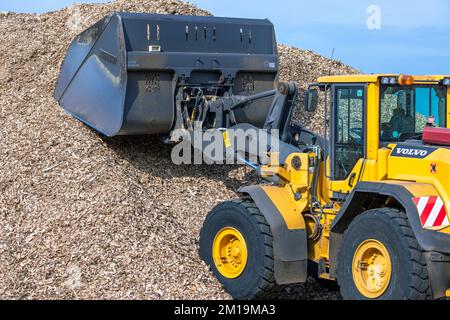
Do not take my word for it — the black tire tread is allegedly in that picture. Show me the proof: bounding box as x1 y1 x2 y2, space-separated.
340 207 430 300
201 198 282 299
237 199 281 299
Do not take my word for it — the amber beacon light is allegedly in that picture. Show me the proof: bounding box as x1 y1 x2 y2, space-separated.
398 74 415 85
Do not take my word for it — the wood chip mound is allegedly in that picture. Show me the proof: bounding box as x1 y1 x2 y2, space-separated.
0 0 355 299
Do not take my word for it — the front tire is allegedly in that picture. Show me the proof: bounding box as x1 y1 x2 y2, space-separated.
199 199 280 299
338 208 430 300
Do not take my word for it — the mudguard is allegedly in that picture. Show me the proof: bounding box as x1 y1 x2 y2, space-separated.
239 185 308 285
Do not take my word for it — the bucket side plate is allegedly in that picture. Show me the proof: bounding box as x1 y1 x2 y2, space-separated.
54 13 127 137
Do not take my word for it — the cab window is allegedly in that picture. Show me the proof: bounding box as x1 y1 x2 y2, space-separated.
380 85 446 142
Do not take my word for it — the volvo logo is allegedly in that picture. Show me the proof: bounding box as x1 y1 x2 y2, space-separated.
396 148 428 157
391 145 436 159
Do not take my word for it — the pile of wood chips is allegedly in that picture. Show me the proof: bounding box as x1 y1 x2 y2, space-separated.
0 0 356 299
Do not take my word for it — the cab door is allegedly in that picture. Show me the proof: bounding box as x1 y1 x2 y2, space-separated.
329 85 366 198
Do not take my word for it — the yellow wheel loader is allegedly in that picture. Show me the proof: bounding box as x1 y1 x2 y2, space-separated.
54 13 450 300
199 74 450 300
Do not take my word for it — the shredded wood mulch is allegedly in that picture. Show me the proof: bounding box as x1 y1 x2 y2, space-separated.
0 0 356 299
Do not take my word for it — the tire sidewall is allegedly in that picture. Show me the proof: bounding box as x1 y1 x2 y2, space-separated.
199 202 268 299
339 211 414 300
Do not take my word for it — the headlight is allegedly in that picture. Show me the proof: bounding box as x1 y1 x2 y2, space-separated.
381 77 397 85
442 78 450 86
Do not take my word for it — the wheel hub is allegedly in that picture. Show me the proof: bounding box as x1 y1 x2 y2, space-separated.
213 227 248 279
352 239 392 298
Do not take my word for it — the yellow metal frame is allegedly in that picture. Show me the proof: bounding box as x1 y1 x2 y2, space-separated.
318 74 450 84
259 153 311 229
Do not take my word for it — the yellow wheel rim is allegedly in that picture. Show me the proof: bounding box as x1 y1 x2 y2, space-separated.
352 239 392 298
212 227 248 279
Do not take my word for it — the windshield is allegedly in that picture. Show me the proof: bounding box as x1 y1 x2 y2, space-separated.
380 85 447 142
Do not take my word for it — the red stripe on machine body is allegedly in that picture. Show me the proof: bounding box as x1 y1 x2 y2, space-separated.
433 206 447 227
412 196 449 228
420 197 436 225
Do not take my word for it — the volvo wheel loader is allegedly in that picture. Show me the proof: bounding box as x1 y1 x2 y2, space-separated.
54 13 450 300
199 73 450 300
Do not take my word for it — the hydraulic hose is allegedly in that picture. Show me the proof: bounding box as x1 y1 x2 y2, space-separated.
307 146 324 240
304 213 321 241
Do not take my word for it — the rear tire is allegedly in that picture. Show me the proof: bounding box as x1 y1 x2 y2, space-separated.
199 199 281 299
338 207 430 300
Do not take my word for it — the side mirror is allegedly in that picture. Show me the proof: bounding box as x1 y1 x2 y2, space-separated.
304 89 318 112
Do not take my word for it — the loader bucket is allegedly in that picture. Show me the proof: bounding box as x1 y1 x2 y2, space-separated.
55 12 279 137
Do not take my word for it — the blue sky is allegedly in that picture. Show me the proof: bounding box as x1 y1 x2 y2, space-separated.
1 0 449 74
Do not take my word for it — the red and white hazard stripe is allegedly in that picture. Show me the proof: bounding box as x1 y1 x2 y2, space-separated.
412 196 450 228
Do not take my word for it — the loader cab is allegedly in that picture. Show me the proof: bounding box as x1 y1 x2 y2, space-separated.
310 74 450 200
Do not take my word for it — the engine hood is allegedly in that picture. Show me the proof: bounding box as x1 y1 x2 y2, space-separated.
423 126 450 147
387 142 450 216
